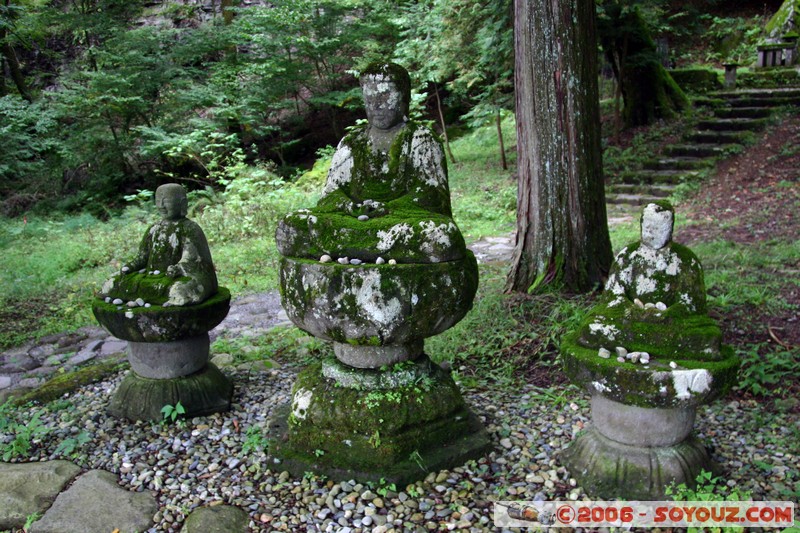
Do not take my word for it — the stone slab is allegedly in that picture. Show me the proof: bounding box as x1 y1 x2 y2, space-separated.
30 469 157 533
0 375 11 390
0 460 81 531
98 339 128 356
182 505 249 533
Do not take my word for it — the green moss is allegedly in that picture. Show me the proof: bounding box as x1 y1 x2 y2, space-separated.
562 330 740 408
14 355 128 405
361 62 411 108
92 287 231 342
670 68 723 94
279 255 478 346
765 0 800 39
284 361 470 469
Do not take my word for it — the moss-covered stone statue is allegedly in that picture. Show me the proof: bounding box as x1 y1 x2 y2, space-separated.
93 183 232 421
560 202 739 499
270 63 490 484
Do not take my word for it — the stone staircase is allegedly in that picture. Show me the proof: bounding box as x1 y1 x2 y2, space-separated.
606 87 800 208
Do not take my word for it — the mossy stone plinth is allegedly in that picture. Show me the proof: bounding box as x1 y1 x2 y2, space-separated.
561 331 740 409
279 255 478 351
108 363 232 421
92 287 231 343
268 360 491 485
562 427 716 500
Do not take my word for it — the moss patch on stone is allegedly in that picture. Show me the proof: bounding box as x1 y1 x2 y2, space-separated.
108 363 233 421
562 330 740 408
14 355 128 405
279 255 478 347
670 68 723 94
283 360 471 470
92 287 231 342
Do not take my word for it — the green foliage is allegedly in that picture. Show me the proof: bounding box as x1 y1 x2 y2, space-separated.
53 430 91 458
0 402 49 461
667 469 752 502
241 425 269 455
160 401 186 423
737 344 800 396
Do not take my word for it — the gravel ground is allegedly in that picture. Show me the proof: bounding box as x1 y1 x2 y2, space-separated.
5 363 798 532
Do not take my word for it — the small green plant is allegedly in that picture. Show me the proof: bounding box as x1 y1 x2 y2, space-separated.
666 470 752 502
409 450 427 472
313 448 325 457
0 403 49 461
406 484 423 498
24 511 42 531
160 401 186 423
368 430 382 449
241 425 269 455
376 478 397 497
54 431 91 457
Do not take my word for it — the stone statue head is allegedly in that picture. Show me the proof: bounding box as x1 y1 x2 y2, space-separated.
360 62 411 130
155 183 189 221
640 202 674 250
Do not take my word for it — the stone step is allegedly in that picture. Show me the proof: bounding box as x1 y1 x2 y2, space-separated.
643 157 713 171
619 169 700 184
665 144 734 158
607 183 674 198
696 118 768 131
714 107 772 119
725 96 800 108
684 130 749 144
715 88 800 100
606 193 668 206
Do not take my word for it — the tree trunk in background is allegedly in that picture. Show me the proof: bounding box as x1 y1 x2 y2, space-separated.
495 107 507 170
599 5 688 128
434 83 457 164
506 0 612 294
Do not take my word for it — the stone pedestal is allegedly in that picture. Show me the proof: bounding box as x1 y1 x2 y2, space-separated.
93 288 233 421
271 256 490 482
269 356 490 485
561 396 715 500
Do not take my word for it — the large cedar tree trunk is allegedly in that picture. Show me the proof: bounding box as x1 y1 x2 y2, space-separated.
599 5 688 128
506 0 612 294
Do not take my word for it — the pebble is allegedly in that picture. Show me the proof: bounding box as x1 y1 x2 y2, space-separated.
104 297 111 303
644 302 656 309
337 257 349 265
656 301 667 311
349 259 362 265
126 301 138 308
153 270 161 275
320 255 332 263
597 347 610 359
112 298 123 305
633 298 644 308
375 257 385 265
669 361 678 369
144 303 151 308
388 259 397 265
139 269 146 273
616 356 625 363
135 298 145 307
121 266 130 273
357 215 369 221
615 346 627 357
0 330 779 532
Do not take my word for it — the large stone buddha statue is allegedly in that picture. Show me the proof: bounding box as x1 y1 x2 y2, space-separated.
276 62 465 264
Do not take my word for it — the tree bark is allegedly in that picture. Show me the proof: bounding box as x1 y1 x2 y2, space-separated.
434 83 457 164
506 0 612 294
495 107 507 171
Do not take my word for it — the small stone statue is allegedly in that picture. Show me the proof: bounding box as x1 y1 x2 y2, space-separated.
276 62 465 264
560 201 739 499
93 183 232 421
577 201 722 360
101 183 217 307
